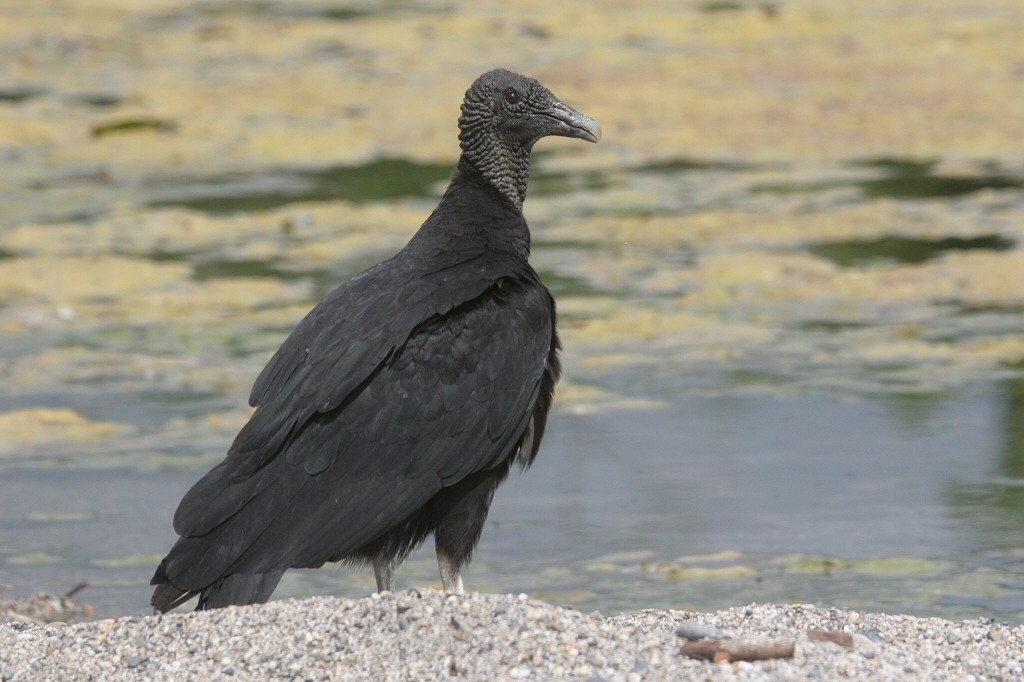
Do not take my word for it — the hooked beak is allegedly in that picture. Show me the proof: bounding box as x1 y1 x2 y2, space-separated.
541 100 602 143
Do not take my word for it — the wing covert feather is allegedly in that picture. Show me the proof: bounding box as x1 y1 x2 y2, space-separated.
226 251 533 479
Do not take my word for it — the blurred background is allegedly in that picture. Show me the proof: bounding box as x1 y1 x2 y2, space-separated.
1 0 1024 623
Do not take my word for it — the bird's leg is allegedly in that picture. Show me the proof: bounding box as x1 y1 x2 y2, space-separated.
436 549 465 593
373 557 395 593
432 467 507 594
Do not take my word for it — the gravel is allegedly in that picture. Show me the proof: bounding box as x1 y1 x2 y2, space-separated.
2 590 1022 681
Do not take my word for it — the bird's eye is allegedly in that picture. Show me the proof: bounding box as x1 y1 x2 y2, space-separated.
503 89 521 106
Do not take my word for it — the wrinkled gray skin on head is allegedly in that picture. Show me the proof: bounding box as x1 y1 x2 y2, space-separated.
458 68 601 210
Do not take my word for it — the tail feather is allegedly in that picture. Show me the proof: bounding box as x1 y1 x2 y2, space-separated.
195 571 284 610
151 560 284 613
151 583 198 613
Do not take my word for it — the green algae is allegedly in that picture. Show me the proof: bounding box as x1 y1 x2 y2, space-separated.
146 160 452 214
808 235 1015 267
6 553 63 565
91 117 179 138
784 555 957 577
90 553 166 568
25 512 97 523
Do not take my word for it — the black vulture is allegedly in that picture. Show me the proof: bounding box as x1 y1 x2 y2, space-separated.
150 69 601 611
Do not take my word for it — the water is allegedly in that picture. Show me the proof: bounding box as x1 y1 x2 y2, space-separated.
145 159 453 214
755 160 1024 201
2 387 1022 621
808 235 1015 267
1 151 1023 622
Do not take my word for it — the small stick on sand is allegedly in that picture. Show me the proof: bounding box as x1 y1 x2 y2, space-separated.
680 639 796 662
806 629 855 648
65 582 89 599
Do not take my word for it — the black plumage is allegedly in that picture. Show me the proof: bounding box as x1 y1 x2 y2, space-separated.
150 69 601 612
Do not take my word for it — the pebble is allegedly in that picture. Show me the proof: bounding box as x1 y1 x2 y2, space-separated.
1 591 1021 681
674 621 719 640
852 634 878 659
857 628 885 643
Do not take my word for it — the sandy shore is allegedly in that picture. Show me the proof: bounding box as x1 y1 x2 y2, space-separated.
2 589 1021 681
